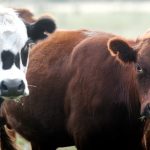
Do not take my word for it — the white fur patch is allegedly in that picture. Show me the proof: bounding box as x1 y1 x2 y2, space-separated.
0 7 28 54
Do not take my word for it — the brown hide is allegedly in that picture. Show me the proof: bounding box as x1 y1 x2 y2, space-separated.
1 30 147 150
14 8 36 23
2 30 88 150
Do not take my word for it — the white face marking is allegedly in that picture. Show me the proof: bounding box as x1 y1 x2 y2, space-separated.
0 7 29 98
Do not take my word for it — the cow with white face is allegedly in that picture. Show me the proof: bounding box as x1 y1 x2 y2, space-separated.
0 7 56 99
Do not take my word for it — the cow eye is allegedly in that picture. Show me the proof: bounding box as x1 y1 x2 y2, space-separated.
21 39 32 67
28 42 34 49
136 64 143 73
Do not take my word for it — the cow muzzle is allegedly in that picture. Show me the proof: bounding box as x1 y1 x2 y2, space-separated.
0 79 25 97
141 103 150 119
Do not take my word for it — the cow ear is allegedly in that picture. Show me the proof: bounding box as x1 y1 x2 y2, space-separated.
26 17 56 42
108 37 137 63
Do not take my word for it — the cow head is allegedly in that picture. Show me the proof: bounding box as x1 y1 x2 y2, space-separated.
133 37 150 119
0 7 56 100
108 37 150 120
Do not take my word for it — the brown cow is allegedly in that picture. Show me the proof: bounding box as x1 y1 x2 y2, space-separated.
2 29 150 150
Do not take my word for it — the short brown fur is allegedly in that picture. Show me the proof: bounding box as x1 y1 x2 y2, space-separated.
2 29 150 150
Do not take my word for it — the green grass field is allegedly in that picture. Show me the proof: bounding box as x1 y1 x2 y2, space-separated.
54 11 150 38
2 1 150 38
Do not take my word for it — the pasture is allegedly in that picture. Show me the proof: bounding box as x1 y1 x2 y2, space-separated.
1 0 150 149
2 0 150 38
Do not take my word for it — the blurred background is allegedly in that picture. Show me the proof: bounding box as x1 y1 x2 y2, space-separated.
1 0 150 149
1 0 150 38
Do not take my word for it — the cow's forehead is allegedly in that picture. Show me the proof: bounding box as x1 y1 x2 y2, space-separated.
0 7 28 54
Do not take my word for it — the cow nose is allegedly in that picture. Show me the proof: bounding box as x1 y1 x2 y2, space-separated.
1 79 25 97
141 103 150 119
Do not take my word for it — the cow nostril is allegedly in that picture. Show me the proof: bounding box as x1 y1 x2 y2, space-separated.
141 103 150 119
1 79 25 97
148 104 150 110
18 80 25 91
1 81 8 91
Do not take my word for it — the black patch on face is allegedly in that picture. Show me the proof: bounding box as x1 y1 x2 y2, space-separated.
21 40 31 66
1 51 20 70
1 51 14 70
15 53 20 69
